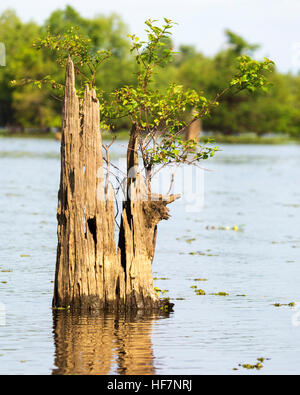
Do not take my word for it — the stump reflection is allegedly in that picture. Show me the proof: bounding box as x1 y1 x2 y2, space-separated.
52 310 166 375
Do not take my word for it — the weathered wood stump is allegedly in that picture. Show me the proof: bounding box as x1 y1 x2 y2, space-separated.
53 57 179 311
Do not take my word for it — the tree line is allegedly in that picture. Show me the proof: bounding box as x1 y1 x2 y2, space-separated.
0 5 299 137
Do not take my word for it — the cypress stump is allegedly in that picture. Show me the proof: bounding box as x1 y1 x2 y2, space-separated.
53 57 179 311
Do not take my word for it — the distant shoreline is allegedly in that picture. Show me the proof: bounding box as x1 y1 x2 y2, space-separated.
1 130 299 145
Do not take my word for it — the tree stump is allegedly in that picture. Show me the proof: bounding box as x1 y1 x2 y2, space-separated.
53 57 178 311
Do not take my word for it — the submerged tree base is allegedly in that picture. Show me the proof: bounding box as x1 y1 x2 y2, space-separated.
53 296 174 313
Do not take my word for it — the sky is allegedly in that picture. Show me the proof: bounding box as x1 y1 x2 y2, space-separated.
0 0 299 73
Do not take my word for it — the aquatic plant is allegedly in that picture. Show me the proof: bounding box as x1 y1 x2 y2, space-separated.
212 292 229 296
195 289 206 295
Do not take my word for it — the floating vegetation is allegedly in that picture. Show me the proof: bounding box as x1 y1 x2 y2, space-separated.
153 277 169 280
175 235 198 243
160 298 174 312
195 289 206 295
273 302 295 307
233 358 270 371
212 292 229 296
241 362 263 370
194 278 208 282
188 251 219 256
1 270 12 273
192 287 229 296
206 225 244 232
1 281 7 284
236 357 271 371
175 297 185 300
186 238 196 244
236 294 246 297
20 254 30 258
154 287 169 297
257 357 265 363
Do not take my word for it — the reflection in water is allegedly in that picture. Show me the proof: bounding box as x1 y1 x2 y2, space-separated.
52 310 168 375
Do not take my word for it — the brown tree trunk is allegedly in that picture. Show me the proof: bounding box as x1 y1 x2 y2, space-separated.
53 57 179 312
184 118 202 143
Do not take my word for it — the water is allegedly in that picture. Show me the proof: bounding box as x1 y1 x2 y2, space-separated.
0 137 300 375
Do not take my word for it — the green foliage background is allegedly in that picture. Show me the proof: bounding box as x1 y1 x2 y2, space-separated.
0 5 299 137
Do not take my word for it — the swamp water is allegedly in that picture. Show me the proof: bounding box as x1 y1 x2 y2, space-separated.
0 138 300 374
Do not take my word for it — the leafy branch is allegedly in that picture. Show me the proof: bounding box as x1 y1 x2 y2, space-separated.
25 19 274 183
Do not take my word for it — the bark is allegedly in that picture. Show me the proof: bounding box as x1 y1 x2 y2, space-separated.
53 57 179 312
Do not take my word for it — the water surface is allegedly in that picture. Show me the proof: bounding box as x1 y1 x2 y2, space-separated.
0 137 300 374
